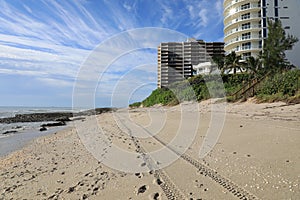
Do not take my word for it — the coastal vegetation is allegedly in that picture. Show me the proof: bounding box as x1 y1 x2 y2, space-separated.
130 19 300 107
130 70 300 107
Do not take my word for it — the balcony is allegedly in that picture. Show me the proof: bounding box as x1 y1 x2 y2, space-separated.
224 3 260 21
224 0 252 11
224 13 261 29
233 45 261 53
225 35 261 48
225 34 261 46
225 24 261 37
224 14 261 30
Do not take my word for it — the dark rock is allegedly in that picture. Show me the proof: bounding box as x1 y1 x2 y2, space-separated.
55 116 71 122
0 107 117 124
75 107 117 116
40 127 47 131
0 112 73 123
12 125 22 129
71 117 86 121
2 130 18 135
41 121 66 127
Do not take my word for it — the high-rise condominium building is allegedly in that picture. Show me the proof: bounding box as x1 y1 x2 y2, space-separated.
157 39 224 88
224 0 300 66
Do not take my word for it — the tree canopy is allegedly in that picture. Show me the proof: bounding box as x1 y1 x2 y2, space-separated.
261 19 298 73
224 51 243 74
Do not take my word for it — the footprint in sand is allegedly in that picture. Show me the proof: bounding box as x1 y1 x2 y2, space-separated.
135 173 143 178
156 178 162 185
149 192 160 200
140 163 146 167
137 185 147 194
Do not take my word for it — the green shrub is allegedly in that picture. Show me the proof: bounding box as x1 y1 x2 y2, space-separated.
257 70 300 96
142 88 178 107
129 102 141 108
138 69 300 107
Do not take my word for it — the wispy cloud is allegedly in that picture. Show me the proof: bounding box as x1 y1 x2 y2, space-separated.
182 0 224 41
199 8 208 27
0 0 224 106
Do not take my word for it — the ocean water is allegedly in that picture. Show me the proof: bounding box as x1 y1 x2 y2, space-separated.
0 106 74 118
0 106 75 136
0 106 76 157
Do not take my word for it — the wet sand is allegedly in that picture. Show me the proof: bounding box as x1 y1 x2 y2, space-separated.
0 100 299 199
0 127 67 157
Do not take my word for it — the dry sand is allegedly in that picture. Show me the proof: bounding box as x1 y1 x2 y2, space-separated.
0 100 299 200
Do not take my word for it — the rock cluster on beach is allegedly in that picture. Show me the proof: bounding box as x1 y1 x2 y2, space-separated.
0 108 117 124
0 112 74 124
0 108 117 134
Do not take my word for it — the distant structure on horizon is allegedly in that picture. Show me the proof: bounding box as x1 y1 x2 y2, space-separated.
157 39 224 88
224 0 300 66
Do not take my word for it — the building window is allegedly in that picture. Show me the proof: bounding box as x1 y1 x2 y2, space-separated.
263 18 267 28
242 42 251 50
263 29 267 38
259 41 262 48
242 22 251 30
262 8 266 17
242 52 251 59
241 3 250 10
241 13 250 20
242 32 251 40
275 8 278 17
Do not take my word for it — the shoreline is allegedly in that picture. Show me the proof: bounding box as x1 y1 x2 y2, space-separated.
0 126 68 158
0 101 299 199
0 107 117 157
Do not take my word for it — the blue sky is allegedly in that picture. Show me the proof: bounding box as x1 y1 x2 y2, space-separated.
0 0 224 107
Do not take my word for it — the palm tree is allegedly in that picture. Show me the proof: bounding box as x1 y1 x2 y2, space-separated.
224 51 243 74
245 56 261 76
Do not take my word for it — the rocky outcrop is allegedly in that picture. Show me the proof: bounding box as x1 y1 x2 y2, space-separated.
0 112 73 124
76 108 117 116
0 108 117 124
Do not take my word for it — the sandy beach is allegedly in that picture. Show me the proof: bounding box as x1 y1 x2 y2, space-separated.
0 100 299 200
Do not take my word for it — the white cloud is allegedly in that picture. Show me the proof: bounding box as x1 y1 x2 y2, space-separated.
199 8 208 27
215 0 223 16
0 0 225 106
36 77 74 87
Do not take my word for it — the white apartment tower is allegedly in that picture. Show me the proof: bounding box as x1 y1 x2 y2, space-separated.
224 0 300 66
